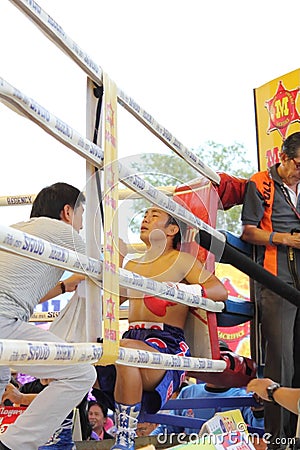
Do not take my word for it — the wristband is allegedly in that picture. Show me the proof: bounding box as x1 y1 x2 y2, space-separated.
201 286 207 298
269 232 276 246
59 281 66 294
266 382 280 403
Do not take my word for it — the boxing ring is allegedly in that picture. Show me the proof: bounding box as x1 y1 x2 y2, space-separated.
2 0 300 382
0 0 228 373
0 3 277 446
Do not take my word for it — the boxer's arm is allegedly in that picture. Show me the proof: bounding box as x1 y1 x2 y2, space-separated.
182 253 227 301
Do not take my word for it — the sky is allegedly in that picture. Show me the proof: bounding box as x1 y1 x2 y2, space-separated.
1 0 300 228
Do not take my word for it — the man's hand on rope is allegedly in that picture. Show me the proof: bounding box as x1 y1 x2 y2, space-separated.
62 274 85 292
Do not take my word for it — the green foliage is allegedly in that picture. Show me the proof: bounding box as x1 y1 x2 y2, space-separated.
194 141 255 179
128 141 256 235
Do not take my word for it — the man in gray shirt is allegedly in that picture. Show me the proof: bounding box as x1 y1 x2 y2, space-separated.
0 182 96 450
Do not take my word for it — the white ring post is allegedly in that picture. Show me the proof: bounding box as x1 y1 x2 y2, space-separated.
84 77 102 342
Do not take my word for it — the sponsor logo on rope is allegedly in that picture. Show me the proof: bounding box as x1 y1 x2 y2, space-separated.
25 0 41 14
6 196 33 205
29 100 50 122
22 234 45 255
28 343 50 360
49 243 69 263
54 344 75 361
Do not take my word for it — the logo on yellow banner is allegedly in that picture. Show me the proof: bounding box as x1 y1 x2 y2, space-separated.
265 80 300 138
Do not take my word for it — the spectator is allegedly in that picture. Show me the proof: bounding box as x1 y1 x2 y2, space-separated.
241 132 300 448
151 381 264 436
19 378 49 395
1 378 48 407
1 379 75 449
136 421 158 437
88 389 115 436
87 401 113 440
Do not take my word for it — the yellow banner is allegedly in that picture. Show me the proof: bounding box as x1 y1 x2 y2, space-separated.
102 73 120 365
254 68 300 170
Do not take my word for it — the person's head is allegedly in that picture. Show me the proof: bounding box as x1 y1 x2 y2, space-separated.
218 339 230 352
140 207 186 249
281 132 300 159
136 421 158 437
170 380 189 399
30 182 85 232
88 401 108 435
279 132 300 181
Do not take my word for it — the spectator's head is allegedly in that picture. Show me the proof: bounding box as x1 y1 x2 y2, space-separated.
171 381 190 399
88 401 108 436
218 340 230 352
30 182 85 232
281 132 300 159
280 132 300 179
136 421 158 437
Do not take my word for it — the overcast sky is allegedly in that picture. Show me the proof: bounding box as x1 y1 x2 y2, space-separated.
1 0 300 227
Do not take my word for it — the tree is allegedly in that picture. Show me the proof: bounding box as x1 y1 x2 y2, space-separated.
127 141 256 234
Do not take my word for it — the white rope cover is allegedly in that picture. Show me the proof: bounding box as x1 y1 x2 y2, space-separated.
0 78 103 168
0 194 36 206
0 339 226 372
118 164 224 242
0 78 225 246
0 186 173 207
9 0 220 185
0 340 102 366
0 224 224 313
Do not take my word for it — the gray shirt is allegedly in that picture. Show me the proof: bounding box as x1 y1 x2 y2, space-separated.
0 217 85 321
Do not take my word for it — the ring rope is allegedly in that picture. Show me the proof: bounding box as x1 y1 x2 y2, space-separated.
0 224 224 313
0 193 36 207
9 0 220 185
0 78 225 247
0 78 103 168
0 186 174 207
0 339 226 372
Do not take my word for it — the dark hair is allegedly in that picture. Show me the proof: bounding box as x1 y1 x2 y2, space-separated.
30 182 85 219
165 215 187 249
177 381 189 393
219 339 230 352
87 400 108 418
282 132 300 158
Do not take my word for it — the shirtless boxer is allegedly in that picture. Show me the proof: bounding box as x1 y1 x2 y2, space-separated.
97 207 227 450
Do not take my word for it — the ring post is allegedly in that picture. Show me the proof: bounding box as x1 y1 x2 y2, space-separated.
100 73 120 365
